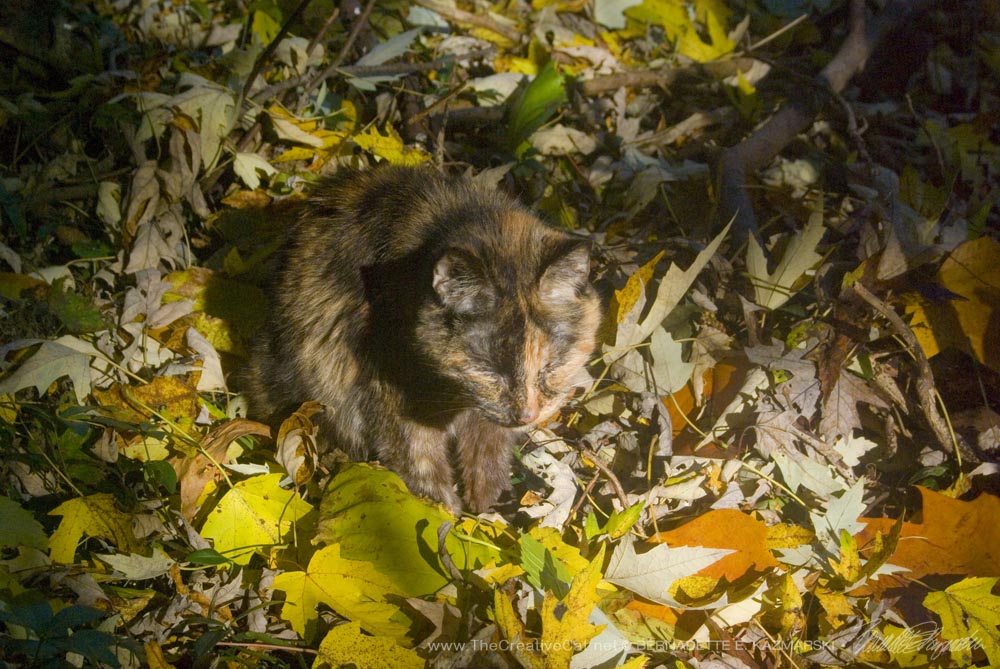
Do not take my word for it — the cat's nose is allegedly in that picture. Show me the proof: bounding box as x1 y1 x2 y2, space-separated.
516 405 540 425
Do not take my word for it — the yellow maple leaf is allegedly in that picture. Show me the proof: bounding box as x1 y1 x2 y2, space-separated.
494 588 542 669
924 577 1000 666
314 621 423 669
352 124 430 166
200 473 312 565
92 375 199 429
624 0 734 62
495 545 608 669
761 572 804 636
828 529 862 585
814 585 856 630
273 544 412 642
49 494 145 564
162 267 268 355
539 544 607 668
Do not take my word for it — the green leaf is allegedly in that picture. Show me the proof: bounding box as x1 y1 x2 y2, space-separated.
185 548 235 566
316 464 501 597
48 279 107 334
519 533 572 599
606 501 645 540
0 495 48 551
505 61 567 156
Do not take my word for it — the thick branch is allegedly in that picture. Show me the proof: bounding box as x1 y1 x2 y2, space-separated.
716 0 930 241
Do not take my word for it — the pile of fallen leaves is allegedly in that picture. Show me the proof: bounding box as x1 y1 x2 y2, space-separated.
1 0 999 667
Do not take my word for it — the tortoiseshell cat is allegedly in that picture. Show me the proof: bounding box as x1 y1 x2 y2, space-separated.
245 166 601 512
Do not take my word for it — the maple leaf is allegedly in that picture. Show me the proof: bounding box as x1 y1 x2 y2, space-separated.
906 236 1000 374
858 488 1000 591
0 336 108 404
924 577 1000 666
652 509 784 582
200 473 312 565
272 544 412 641
605 538 733 608
314 621 424 669
746 201 825 310
494 545 619 669
48 494 145 564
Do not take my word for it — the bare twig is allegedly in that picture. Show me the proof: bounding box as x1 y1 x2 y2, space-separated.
305 0 378 93
582 449 630 510
240 0 315 104
565 473 601 531
306 6 341 56
716 0 934 241
411 0 521 44
579 59 755 97
851 282 966 459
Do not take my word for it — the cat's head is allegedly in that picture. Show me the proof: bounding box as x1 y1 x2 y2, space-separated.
417 213 601 428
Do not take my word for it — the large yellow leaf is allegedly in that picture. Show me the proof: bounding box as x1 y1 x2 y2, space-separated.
92 375 199 429
162 267 268 355
624 0 733 62
539 544 607 668
316 464 501 598
924 577 1000 666
200 473 312 565
272 545 411 641
49 494 144 564
314 621 423 669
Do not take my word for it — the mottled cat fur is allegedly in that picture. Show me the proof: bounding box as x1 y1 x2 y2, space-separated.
244 166 601 512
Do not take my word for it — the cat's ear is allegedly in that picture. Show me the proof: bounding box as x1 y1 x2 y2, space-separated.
539 240 591 305
433 248 494 314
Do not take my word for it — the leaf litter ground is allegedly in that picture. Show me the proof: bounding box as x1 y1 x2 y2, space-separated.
0 1 999 668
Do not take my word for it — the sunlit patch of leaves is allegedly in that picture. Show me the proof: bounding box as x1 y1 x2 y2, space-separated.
1 0 999 667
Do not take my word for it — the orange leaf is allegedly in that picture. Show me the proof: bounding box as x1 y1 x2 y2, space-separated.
858 487 1000 590
651 509 782 582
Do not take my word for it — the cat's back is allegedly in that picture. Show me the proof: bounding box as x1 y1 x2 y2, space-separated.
288 166 514 268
